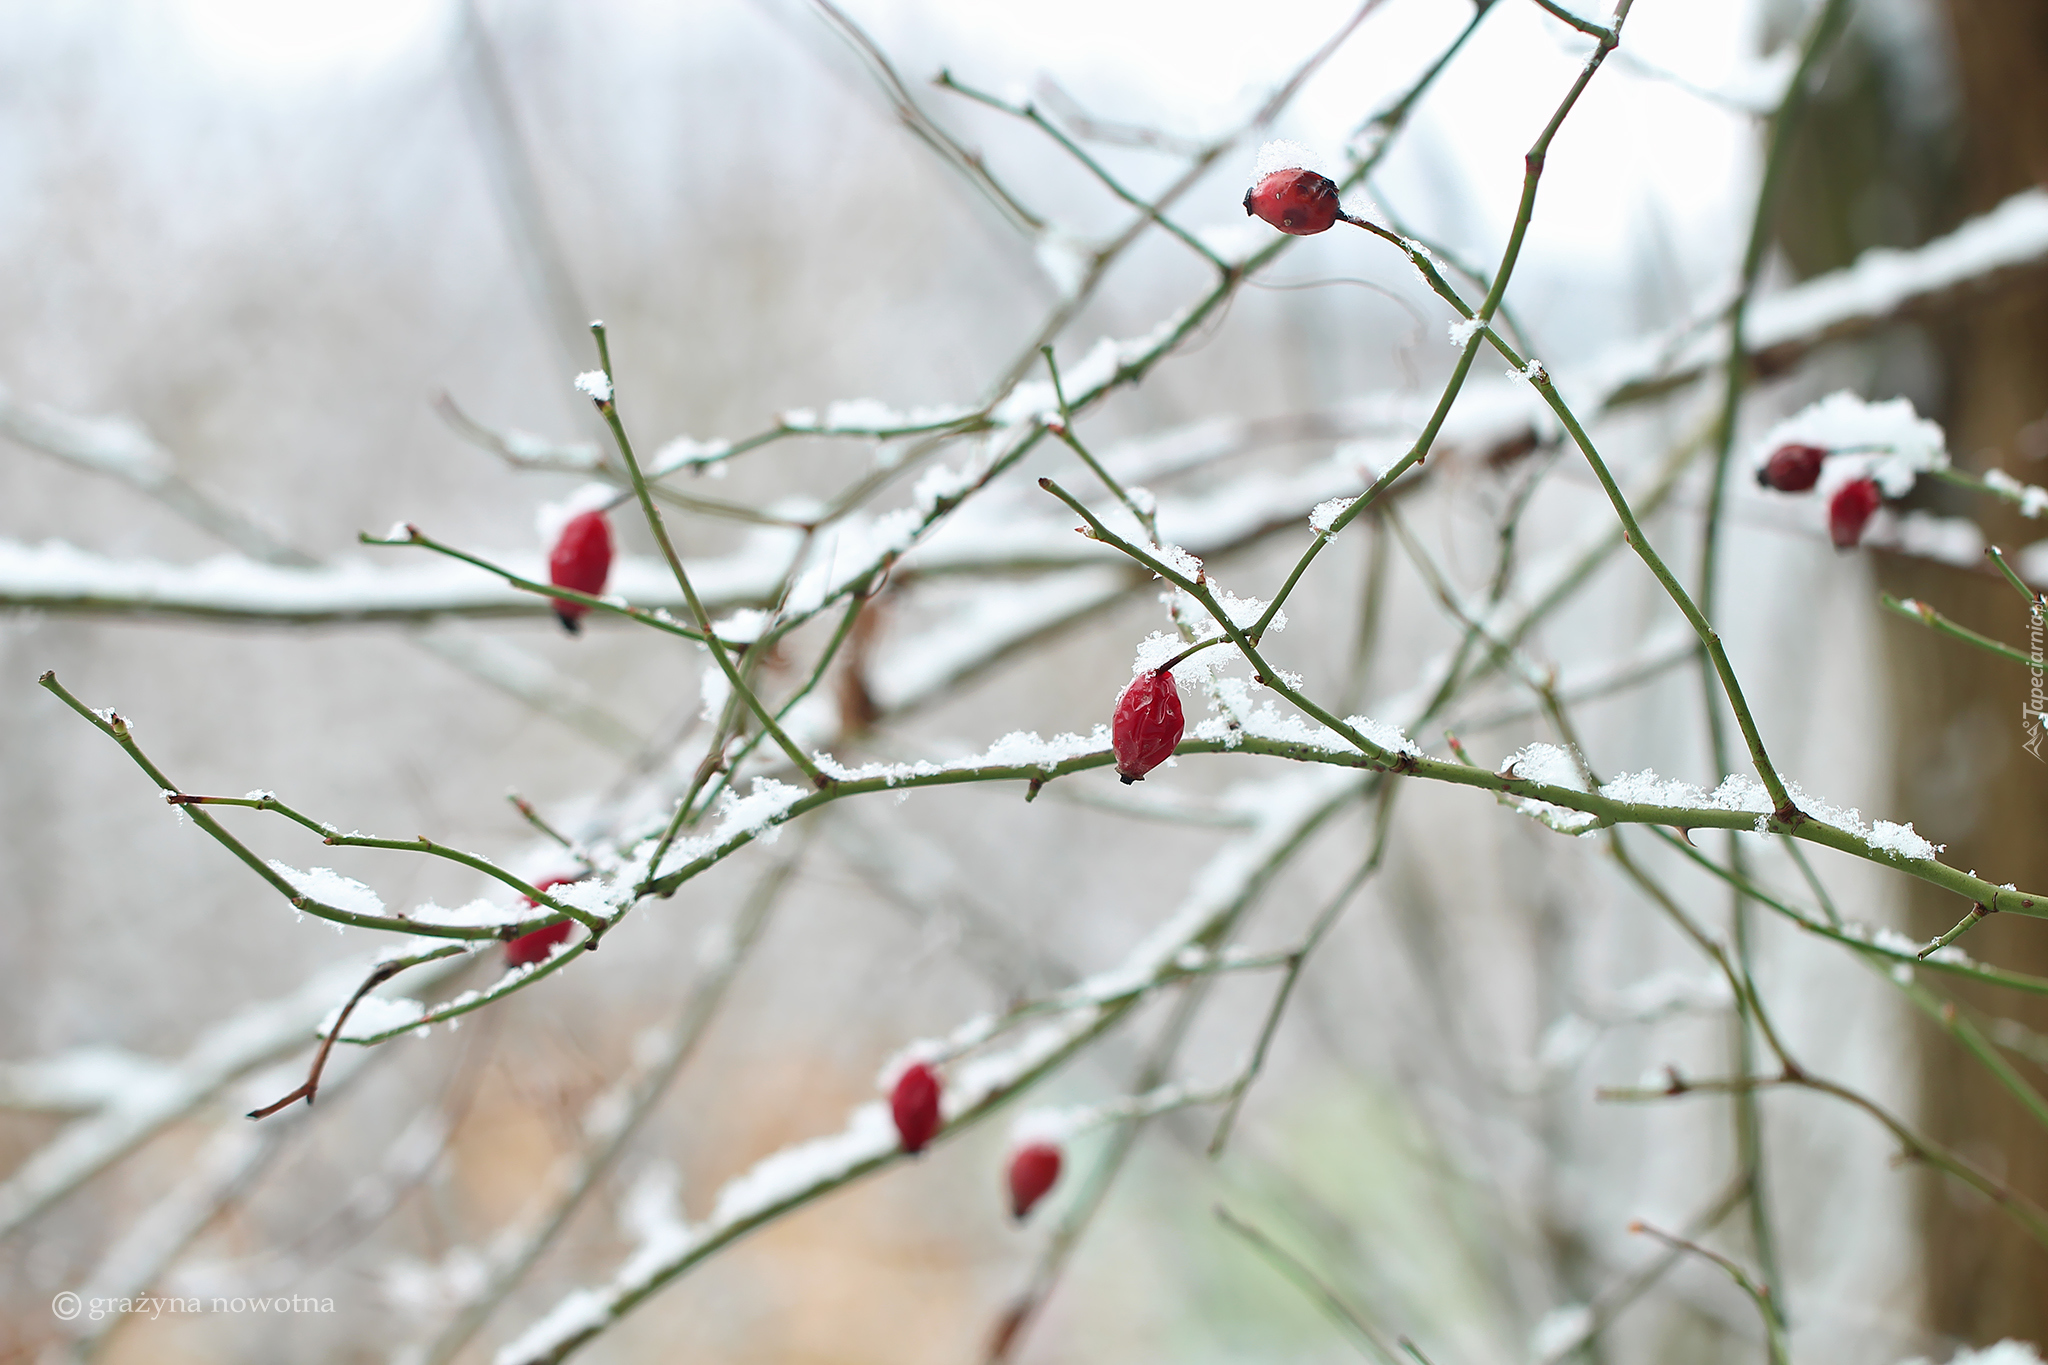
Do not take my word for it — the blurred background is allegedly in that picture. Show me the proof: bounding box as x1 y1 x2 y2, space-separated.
3 0 2045 1361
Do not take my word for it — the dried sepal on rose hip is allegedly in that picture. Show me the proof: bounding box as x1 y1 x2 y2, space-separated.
506 874 580 966
1828 476 1882 549
547 509 613 634
890 1061 942 1154
1006 1140 1063 1221
1111 667 1184 784
1756 443 1828 492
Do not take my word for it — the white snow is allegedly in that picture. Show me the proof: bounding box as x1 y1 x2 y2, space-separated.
1984 468 2048 519
573 371 613 403
1447 317 1483 347
1756 392 1947 497
1309 496 1357 536
264 861 385 917
0 537 794 622
1252 138 1325 180
1899 1342 2048 1365
708 1102 898 1227
493 1290 611 1365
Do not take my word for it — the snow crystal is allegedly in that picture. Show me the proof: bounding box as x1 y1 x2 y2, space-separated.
1252 138 1326 180
1985 468 2048 519
1868 819 1940 861
1508 358 1547 383
1757 391 1948 497
1310 496 1357 536
1597 769 1704 809
1447 317 1483 347
1505 743 1586 791
573 371 613 403
266 861 385 917
1212 588 1279 633
1502 744 1598 834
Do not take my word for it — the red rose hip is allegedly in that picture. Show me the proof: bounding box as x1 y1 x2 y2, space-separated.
891 1062 942 1154
1111 668 1184 784
1757 443 1827 492
506 874 579 966
1007 1141 1062 1221
547 509 613 634
1243 168 1346 236
1827 477 1881 549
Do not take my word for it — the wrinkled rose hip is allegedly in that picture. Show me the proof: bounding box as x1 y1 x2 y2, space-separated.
1243 168 1346 235
1828 477 1882 549
891 1062 942 1154
548 509 613 634
1112 668 1184 784
1757 443 1827 492
1007 1141 1063 1221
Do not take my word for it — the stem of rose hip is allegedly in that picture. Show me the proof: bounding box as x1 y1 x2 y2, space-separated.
1159 637 1227 674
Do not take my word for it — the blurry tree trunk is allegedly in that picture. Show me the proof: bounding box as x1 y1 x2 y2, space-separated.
1772 0 2048 1345
1887 2 2048 1345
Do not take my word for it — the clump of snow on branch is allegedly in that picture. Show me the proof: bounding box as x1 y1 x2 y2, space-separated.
1310 496 1357 536
710 1101 898 1228
1193 676 1419 760
812 730 1111 788
1757 391 1949 497
265 861 385 917
1447 317 1484 348
1502 743 1599 834
1593 768 1942 859
1984 468 2048 519
573 371 613 403
993 311 1192 426
648 434 732 473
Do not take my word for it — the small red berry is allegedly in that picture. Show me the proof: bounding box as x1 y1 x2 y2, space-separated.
1111 668 1184 784
1243 168 1345 236
506 874 578 966
1007 1141 1062 1221
1757 443 1827 492
891 1062 942 1154
1828 477 1882 549
548 509 613 634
